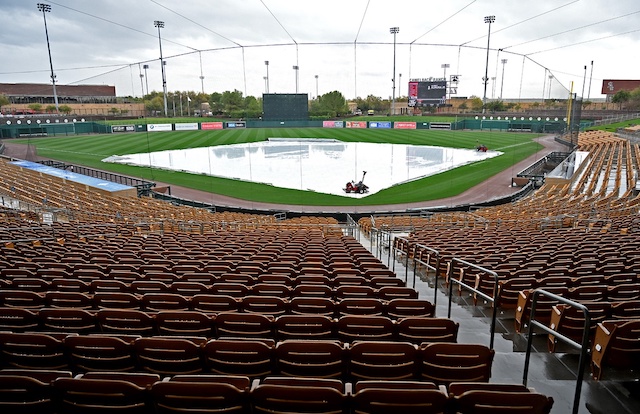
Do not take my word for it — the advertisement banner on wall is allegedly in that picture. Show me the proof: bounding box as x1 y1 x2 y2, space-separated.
147 123 173 132
394 122 417 129
226 121 246 128
174 123 198 131
368 121 392 129
201 122 224 130
323 120 344 128
111 125 135 133
346 121 367 128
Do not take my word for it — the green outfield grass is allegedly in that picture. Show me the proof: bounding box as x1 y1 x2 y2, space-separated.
11 127 542 206
585 118 640 133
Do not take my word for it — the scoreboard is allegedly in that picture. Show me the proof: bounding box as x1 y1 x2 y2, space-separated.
263 93 309 121
408 78 447 107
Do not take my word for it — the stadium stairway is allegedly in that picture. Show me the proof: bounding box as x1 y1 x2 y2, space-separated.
366 233 640 414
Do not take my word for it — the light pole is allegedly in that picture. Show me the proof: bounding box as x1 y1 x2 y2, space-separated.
587 60 594 100
315 75 319 98
441 64 449 102
548 74 553 100
491 77 496 99
139 65 145 98
143 64 149 96
482 15 495 114
263 77 268 94
390 26 399 115
499 58 507 99
198 51 205 94
581 64 587 98
37 3 59 114
264 61 270 93
154 20 168 117
293 65 299 93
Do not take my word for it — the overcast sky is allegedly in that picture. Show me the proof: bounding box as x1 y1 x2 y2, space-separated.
1 0 639 101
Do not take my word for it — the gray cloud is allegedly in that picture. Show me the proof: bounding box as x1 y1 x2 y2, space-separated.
1 0 638 100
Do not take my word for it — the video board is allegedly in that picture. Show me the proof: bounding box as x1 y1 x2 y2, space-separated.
263 93 309 121
408 78 446 107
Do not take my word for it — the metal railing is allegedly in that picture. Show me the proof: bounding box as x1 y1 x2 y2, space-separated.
523 290 590 414
413 243 441 305
446 257 499 349
391 236 411 286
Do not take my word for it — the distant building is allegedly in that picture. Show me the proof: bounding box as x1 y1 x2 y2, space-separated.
601 80 640 101
0 83 117 105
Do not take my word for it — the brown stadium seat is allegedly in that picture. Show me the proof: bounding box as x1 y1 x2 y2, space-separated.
64 335 137 372
150 377 249 414
214 312 274 339
591 319 640 380
336 315 395 342
418 342 495 385
154 310 215 337
396 317 460 344
352 380 449 414
348 340 418 381
202 338 274 378
52 376 150 414
274 339 346 379
385 298 435 319
275 314 335 340
134 336 204 375
250 376 348 414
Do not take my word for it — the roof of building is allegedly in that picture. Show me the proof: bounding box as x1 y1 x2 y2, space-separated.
0 83 116 97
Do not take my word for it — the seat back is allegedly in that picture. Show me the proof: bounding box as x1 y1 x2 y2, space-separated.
150 380 248 413
396 317 459 344
419 343 494 385
64 335 136 372
202 338 274 378
134 337 203 375
348 341 418 381
453 390 554 414
352 387 449 414
275 339 345 379
52 377 149 414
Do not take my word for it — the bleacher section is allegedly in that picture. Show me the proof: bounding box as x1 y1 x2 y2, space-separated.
3 129 640 412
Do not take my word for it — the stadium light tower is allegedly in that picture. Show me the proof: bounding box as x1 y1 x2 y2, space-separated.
315 75 319 98
138 65 145 98
37 3 59 114
441 64 449 101
390 26 399 115
154 20 168 117
499 59 507 99
264 61 270 93
142 64 150 96
293 65 299 93
482 15 495 114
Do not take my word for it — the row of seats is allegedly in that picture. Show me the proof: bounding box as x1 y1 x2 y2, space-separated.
0 289 424 311
0 333 488 383
1 260 394 279
0 271 404 291
0 371 554 414
0 308 453 343
514 291 640 333
495 279 640 309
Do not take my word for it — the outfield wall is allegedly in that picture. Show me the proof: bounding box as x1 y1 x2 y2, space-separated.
0 118 567 138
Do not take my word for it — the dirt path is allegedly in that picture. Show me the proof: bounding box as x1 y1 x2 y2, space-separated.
1 134 568 214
